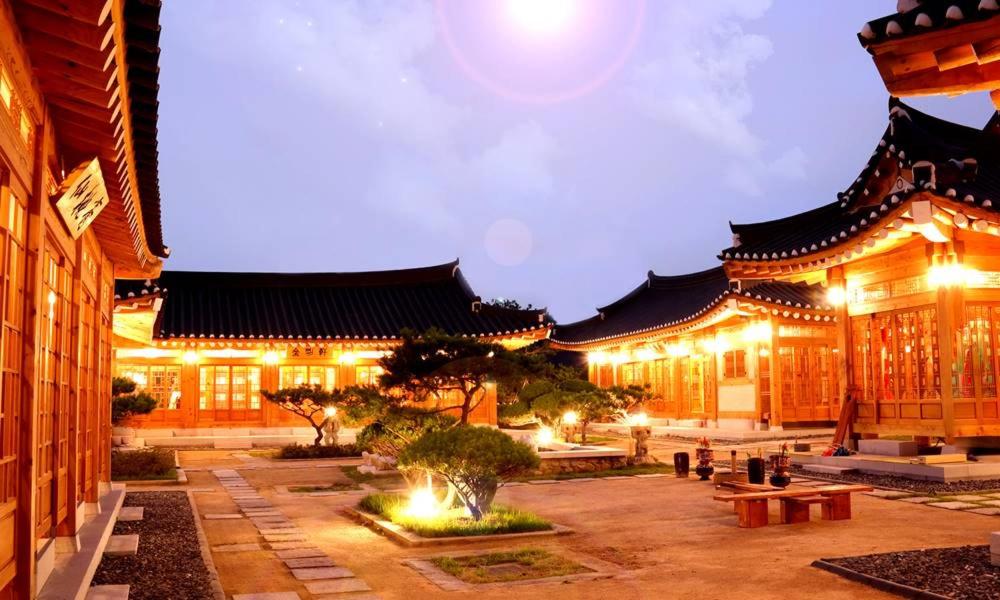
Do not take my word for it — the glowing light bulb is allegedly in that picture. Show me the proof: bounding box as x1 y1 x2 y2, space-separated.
324 406 337 418
628 412 649 427
506 0 577 35
562 410 578 425
262 350 280 365
406 487 440 519
826 286 847 307
535 426 554 448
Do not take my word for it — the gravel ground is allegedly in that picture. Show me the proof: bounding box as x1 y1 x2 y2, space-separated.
93 491 215 600
790 465 1000 494
826 545 1000 600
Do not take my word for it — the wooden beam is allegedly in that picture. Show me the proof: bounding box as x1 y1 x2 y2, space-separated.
974 38 1000 65
934 44 979 72
38 74 119 109
26 51 117 92
886 59 1000 96
992 89 1000 110
11 3 115 51
21 28 115 71
18 0 113 26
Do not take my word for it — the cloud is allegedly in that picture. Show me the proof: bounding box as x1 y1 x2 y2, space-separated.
471 122 558 198
197 1 559 233
627 0 804 194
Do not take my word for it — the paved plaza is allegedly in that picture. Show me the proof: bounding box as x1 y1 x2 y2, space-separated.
173 439 994 599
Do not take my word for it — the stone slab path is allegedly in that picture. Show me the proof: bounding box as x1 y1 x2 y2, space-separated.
212 469 378 598
104 534 139 557
86 584 130 600
859 486 1000 516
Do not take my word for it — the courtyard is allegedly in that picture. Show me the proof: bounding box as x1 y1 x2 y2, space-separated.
89 437 998 600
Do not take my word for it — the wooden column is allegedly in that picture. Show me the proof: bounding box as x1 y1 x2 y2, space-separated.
937 284 958 443
181 359 199 428
769 316 783 429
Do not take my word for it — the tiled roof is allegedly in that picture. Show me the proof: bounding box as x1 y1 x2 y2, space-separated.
125 0 167 258
859 0 1000 49
114 260 553 341
720 98 1000 263
551 268 832 346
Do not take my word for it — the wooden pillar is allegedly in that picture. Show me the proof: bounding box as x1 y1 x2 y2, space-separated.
181 359 199 428
262 360 279 427
937 284 958 443
769 316 783 429
15 107 50 599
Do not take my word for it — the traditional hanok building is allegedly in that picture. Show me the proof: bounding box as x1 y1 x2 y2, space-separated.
550 267 839 431
112 261 553 441
0 0 167 597
859 0 1000 107
722 97 1000 445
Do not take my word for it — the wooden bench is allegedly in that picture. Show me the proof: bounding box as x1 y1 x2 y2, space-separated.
713 484 873 528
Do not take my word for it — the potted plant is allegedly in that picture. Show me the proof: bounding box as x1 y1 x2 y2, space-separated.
769 442 792 488
695 436 715 480
111 377 158 446
747 448 766 485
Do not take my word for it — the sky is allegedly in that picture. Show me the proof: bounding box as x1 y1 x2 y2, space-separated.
156 0 993 324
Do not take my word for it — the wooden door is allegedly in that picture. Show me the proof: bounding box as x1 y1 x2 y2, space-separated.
0 186 26 594
199 365 263 425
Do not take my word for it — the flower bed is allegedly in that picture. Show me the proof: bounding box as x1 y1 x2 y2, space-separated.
357 493 551 538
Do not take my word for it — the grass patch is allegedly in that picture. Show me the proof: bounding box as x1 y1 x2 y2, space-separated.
515 461 674 481
576 435 618 445
358 493 551 538
111 448 177 481
342 466 406 490
288 482 360 493
247 449 278 458
431 549 589 584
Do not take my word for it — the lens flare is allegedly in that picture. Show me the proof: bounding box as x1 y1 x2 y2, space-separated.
506 0 577 35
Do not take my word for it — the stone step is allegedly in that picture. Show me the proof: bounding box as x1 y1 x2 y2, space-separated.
304 579 372 595
104 535 139 557
233 593 301 600
802 464 858 475
215 438 254 449
87 584 130 600
117 506 144 522
292 567 355 581
204 513 244 520
276 548 326 559
284 557 336 569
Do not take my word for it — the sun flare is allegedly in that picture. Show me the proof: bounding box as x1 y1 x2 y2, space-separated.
506 0 578 35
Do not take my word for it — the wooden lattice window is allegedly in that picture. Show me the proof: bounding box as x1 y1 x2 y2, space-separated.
200 366 261 410
279 366 337 391
118 364 182 409
722 349 747 379
355 365 383 387
0 180 25 588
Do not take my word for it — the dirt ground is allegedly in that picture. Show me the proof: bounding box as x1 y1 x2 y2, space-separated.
181 444 995 599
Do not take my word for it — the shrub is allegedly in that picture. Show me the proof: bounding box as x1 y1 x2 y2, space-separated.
357 493 550 537
276 443 361 459
398 426 539 520
111 377 158 426
111 447 176 480
355 409 457 458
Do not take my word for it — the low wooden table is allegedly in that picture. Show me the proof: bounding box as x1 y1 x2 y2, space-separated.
713 484 874 528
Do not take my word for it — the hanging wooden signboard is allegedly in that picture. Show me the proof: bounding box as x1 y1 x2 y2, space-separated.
54 158 110 239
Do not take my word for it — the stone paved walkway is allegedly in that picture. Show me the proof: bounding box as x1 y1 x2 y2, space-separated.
212 469 379 599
